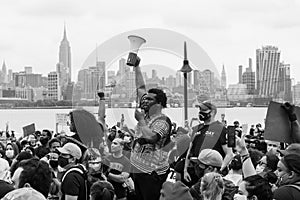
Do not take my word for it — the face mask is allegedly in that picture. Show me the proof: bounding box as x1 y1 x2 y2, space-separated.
199 111 211 121
49 160 59 169
40 137 49 146
195 165 205 179
5 150 14 158
123 136 131 143
255 164 265 173
58 156 69 168
89 163 101 172
234 194 247 200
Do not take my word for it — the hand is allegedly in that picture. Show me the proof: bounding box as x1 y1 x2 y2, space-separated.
97 91 105 99
236 133 247 154
183 170 191 182
135 109 145 122
281 102 295 115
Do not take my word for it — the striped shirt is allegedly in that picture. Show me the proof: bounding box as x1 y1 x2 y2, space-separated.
131 114 171 175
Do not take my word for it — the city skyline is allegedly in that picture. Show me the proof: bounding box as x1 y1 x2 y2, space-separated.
1 0 300 85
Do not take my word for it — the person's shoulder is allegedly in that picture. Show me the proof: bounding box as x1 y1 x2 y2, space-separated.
274 185 300 199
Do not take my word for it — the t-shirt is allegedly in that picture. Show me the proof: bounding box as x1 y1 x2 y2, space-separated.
190 121 227 158
107 155 131 198
0 180 14 199
61 165 87 200
274 184 300 200
174 121 227 186
131 114 172 175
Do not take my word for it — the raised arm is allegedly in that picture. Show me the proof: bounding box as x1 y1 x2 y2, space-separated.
135 65 146 105
282 102 300 143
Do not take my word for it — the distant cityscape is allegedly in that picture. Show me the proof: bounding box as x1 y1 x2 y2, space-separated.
0 27 300 108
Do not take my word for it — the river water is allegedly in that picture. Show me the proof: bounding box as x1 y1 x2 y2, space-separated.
0 107 267 137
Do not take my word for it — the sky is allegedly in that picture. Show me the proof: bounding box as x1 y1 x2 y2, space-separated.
1 0 300 85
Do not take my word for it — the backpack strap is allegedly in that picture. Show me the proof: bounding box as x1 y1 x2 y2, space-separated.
62 165 88 200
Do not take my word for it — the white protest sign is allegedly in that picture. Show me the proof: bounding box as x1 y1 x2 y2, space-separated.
56 113 69 125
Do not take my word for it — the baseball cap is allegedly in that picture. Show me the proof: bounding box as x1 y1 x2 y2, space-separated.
278 143 300 156
197 149 223 168
196 101 217 113
57 142 82 159
2 187 46 200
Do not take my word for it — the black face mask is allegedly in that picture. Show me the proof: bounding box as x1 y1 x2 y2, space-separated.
49 160 59 169
199 111 211 121
58 156 69 168
40 137 49 146
195 165 205 179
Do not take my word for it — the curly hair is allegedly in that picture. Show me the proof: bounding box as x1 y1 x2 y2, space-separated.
200 172 224 200
244 174 273 200
18 158 52 197
148 88 167 108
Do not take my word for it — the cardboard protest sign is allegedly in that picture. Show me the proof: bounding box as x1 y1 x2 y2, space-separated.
23 123 35 137
265 101 300 143
56 113 69 125
72 109 104 148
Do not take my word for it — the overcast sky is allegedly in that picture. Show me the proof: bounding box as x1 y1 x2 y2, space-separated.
1 0 300 85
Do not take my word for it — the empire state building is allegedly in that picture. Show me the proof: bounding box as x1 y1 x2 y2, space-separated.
57 25 71 86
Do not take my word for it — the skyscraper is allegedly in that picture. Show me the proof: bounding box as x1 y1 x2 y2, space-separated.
58 24 71 86
238 65 243 84
278 62 292 102
242 60 255 95
256 46 281 97
221 65 227 89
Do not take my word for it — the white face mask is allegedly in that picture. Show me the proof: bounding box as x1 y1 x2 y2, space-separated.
123 136 131 143
5 150 14 158
234 194 247 200
255 164 265 173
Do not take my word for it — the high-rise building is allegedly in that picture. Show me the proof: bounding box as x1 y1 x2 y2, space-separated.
238 65 243 84
107 70 116 86
24 66 32 74
97 61 106 90
202 69 215 94
58 24 71 86
176 71 182 87
278 62 292 102
193 70 201 90
1 61 7 83
256 46 281 97
47 72 61 101
166 75 176 89
221 65 227 89
152 69 157 79
242 60 255 95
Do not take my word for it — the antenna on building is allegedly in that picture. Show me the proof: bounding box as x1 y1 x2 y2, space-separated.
96 43 98 63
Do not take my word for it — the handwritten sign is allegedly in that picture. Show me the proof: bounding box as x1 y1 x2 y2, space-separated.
265 101 300 143
22 123 35 137
56 113 69 125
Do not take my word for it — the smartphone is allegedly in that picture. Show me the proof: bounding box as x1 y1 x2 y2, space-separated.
227 125 236 147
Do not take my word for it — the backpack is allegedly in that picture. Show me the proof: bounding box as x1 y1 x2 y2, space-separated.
61 164 89 200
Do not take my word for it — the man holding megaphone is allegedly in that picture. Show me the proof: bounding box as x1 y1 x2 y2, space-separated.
127 35 173 200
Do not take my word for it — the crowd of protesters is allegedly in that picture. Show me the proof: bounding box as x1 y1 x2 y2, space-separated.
0 62 300 200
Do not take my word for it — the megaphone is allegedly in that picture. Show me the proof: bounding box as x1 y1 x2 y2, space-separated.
126 35 146 67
